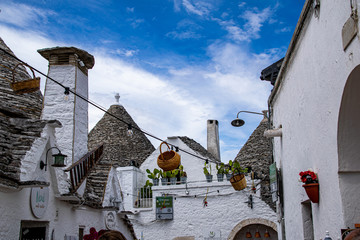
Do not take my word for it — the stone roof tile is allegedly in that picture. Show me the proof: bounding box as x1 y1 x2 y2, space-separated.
234 117 275 211
88 104 155 167
178 136 218 162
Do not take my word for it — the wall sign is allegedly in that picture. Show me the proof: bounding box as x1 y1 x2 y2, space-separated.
269 163 278 202
105 211 116 230
156 196 173 220
30 186 49 218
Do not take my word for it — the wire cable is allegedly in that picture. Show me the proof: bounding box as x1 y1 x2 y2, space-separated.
0 47 219 163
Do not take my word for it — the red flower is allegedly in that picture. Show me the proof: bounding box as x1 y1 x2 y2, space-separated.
299 170 318 184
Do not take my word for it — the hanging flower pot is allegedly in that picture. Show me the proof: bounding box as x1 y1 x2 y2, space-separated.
303 183 319 203
299 169 319 203
157 142 181 171
230 174 247 191
11 63 40 94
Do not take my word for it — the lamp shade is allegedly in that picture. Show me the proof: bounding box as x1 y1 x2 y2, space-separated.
255 230 261 238
246 231 252 238
231 118 245 127
52 152 67 167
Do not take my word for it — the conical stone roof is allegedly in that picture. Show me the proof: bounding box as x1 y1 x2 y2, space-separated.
234 115 275 211
88 103 155 167
0 37 43 119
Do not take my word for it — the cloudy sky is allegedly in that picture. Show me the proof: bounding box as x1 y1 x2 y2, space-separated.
0 0 304 162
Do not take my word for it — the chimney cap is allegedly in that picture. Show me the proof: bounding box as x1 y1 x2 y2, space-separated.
38 46 95 69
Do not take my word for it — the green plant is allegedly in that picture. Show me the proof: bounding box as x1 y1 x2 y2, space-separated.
216 163 225 174
179 165 187 177
164 171 172 178
169 169 179 178
146 168 160 179
224 165 230 174
203 161 212 176
139 180 153 198
231 160 248 175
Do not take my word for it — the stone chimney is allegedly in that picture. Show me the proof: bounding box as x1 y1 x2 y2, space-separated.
38 47 95 166
207 120 221 161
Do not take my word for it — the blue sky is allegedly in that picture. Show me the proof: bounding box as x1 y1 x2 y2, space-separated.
0 0 304 162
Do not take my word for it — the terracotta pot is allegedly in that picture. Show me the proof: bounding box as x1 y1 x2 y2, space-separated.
303 183 319 203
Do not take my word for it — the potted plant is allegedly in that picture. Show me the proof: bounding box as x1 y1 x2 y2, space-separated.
216 163 225 182
203 161 213 182
159 170 168 186
146 168 160 186
230 160 248 191
225 162 232 181
179 165 187 184
169 169 179 185
299 169 319 203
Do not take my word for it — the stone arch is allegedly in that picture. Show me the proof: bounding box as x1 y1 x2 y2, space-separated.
338 64 360 227
227 218 277 240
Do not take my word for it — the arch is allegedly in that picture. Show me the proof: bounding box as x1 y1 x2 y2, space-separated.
338 64 360 227
228 218 277 240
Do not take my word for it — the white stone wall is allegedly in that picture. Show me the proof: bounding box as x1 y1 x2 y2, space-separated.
42 65 77 165
42 64 89 165
73 68 89 162
117 166 143 211
0 188 133 240
270 1 360 239
20 124 54 182
120 137 277 239
128 178 276 240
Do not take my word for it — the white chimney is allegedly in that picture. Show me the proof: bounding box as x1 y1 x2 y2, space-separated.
38 47 95 166
207 120 221 161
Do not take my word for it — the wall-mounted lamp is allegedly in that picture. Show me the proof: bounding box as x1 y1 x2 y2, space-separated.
264 229 271 238
40 147 67 171
231 111 266 127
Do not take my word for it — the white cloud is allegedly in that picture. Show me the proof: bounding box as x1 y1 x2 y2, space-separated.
166 30 201 40
126 7 134 13
216 6 274 42
166 19 202 40
0 2 55 28
241 7 272 39
238 2 246 8
182 0 212 17
115 48 139 57
0 19 279 161
172 0 182 12
127 18 144 29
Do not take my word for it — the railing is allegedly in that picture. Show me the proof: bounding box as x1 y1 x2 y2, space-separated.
64 144 104 193
134 186 152 208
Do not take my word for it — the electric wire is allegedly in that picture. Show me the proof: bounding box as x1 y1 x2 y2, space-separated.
0 47 218 163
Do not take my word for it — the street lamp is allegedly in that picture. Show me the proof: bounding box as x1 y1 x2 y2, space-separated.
231 111 267 127
40 147 67 171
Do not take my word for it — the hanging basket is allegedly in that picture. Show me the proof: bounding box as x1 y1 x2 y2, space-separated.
303 183 319 203
157 141 181 171
230 174 247 191
11 63 40 94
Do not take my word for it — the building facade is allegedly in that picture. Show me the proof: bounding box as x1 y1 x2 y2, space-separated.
267 0 360 239
0 39 135 240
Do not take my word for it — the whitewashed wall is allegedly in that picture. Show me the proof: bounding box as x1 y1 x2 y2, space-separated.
73 67 89 163
42 64 89 166
128 178 276 240
0 187 133 240
119 137 277 239
270 1 360 239
42 65 77 165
